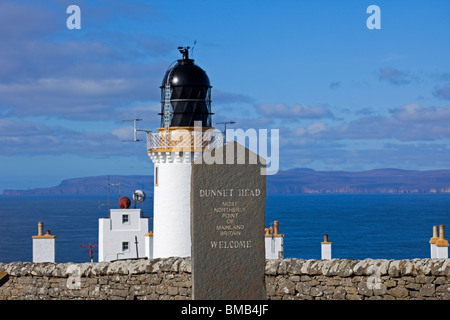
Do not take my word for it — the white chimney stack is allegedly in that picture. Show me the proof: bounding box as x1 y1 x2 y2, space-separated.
429 225 439 258
321 234 332 260
32 222 56 263
265 221 284 259
436 225 448 259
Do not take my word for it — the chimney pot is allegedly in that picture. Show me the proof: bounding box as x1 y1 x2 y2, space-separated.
439 225 445 240
436 224 449 247
38 222 44 236
274 221 279 235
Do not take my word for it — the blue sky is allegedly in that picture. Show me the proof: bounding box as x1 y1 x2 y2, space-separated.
1 0 450 191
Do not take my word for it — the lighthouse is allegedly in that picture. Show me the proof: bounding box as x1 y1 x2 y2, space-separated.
148 47 222 258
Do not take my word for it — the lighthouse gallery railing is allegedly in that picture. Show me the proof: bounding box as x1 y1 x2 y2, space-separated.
147 129 224 152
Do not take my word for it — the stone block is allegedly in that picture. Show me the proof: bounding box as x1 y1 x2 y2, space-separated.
191 142 266 300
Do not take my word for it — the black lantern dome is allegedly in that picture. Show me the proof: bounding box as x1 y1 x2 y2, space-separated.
160 47 213 128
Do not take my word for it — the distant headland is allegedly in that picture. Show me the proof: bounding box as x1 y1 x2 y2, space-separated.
3 168 450 196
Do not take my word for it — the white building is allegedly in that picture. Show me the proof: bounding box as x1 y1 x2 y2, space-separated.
98 199 149 262
265 221 284 259
321 234 332 260
144 231 153 259
32 222 56 263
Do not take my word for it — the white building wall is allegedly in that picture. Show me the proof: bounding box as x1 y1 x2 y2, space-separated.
430 243 437 258
150 151 196 258
32 238 55 263
98 208 149 262
436 246 448 259
321 243 332 260
145 233 153 259
265 236 284 259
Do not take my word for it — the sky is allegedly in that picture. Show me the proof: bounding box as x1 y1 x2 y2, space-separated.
1 0 450 192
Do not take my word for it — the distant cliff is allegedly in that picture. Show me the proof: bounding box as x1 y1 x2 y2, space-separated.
2 175 154 197
265 168 450 194
3 168 450 196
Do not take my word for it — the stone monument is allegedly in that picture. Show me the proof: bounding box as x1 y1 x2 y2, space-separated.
191 141 266 300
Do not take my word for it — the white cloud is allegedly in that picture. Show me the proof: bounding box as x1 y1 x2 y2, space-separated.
291 121 329 137
111 126 135 141
0 117 142 156
278 103 450 142
0 1 174 122
392 103 450 123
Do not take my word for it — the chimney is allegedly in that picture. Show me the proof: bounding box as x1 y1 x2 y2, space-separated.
436 225 449 259
429 225 439 258
38 222 44 237
264 221 284 259
274 221 279 236
32 221 56 263
437 225 447 243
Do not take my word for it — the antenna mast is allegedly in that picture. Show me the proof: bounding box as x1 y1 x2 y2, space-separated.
107 176 121 216
122 119 142 141
122 119 152 150
81 243 98 262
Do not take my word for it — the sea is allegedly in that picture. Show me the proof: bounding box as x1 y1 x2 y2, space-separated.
0 193 449 263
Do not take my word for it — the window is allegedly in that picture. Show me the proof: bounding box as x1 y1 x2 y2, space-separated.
122 242 129 252
122 214 129 224
155 166 159 186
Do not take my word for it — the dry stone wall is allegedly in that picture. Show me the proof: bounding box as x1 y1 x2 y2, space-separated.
266 258 449 300
0 258 449 300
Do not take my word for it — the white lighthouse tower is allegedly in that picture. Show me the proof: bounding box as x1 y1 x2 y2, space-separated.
147 47 222 258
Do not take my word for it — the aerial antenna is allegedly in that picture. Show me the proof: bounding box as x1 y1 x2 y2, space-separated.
122 119 143 142
81 243 98 263
107 175 121 215
122 119 152 148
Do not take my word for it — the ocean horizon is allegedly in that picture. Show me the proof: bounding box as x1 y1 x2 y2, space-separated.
0 193 449 263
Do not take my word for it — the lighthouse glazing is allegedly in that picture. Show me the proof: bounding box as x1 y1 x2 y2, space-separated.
148 47 221 258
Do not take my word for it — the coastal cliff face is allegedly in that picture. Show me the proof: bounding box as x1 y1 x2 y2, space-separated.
3 168 450 196
2 175 154 196
0 258 449 300
265 168 450 194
